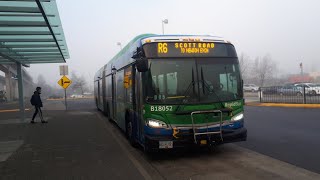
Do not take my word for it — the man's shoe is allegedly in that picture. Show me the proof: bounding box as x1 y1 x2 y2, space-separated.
41 121 48 123
30 121 35 124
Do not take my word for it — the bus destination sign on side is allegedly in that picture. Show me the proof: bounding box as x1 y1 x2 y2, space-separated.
143 42 235 58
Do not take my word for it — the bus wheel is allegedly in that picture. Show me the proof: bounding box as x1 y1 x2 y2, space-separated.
207 144 216 153
95 98 100 111
126 114 138 147
144 144 153 154
106 104 110 118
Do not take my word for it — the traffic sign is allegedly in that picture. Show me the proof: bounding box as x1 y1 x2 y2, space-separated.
59 65 68 75
58 75 72 89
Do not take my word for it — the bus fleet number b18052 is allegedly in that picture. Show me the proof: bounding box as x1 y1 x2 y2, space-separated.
150 106 173 112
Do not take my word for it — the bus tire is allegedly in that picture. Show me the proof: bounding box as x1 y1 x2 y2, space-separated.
144 144 153 154
95 98 100 111
106 104 110 118
125 112 139 147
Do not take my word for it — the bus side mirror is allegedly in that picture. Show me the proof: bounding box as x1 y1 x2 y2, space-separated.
132 47 148 72
136 58 148 72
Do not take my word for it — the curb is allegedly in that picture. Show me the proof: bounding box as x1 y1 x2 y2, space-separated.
245 102 320 108
0 108 30 113
47 97 93 101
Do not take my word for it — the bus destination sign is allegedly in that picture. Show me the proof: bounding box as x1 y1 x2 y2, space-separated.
158 42 215 54
143 42 235 58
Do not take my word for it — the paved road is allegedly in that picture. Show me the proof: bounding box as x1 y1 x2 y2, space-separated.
238 106 320 174
1 98 320 179
64 99 320 176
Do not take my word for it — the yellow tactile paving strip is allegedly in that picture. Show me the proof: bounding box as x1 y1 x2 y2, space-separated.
246 102 320 108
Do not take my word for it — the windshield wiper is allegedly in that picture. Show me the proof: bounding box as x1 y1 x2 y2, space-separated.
200 67 231 113
175 68 196 114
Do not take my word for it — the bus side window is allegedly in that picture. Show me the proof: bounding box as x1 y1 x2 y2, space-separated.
106 75 112 99
124 66 133 103
116 69 124 101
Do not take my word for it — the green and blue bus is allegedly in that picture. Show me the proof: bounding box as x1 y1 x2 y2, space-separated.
94 34 247 151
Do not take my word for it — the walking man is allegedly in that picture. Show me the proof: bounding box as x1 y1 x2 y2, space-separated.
30 87 47 123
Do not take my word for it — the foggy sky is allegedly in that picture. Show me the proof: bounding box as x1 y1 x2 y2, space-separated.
26 0 320 87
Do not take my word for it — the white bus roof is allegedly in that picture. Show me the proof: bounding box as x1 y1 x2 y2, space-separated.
141 35 231 45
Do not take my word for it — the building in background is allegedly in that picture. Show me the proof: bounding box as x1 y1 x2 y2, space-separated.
0 65 34 101
309 72 320 83
288 74 313 83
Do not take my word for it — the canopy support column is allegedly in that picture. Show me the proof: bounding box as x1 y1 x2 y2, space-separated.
4 71 12 101
17 62 25 122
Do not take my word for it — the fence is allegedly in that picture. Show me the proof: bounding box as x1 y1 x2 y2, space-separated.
259 86 320 104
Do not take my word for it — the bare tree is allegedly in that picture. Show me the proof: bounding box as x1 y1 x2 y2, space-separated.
70 71 88 95
252 54 277 87
35 74 55 98
239 53 251 82
37 74 46 85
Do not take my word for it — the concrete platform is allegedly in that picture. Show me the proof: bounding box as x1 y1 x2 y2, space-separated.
0 99 147 180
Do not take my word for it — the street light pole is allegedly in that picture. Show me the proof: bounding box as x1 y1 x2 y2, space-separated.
117 42 122 50
162 19 168 35
300 62 303 76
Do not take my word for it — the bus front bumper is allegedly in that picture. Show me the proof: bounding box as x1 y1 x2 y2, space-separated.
145 127 247 150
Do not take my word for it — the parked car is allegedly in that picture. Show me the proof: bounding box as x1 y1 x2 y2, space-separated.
279 85 303 96
243 84 259 92
261 86 280 94
294 83 320 95
70 94 84 98
48 94 63 99
0 90 7 102
83 92 93 96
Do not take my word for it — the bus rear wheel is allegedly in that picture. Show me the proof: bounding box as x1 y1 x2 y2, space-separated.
126 113 138 147
106 104 110 118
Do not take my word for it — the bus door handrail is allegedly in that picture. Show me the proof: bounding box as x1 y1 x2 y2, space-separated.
191 110 223 144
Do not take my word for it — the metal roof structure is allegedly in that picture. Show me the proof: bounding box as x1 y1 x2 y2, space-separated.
0 0 69 66
0 0 69 121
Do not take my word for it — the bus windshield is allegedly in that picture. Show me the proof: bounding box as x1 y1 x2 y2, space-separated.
144 58 242 104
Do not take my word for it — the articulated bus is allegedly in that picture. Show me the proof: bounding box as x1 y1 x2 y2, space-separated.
94 34 247 151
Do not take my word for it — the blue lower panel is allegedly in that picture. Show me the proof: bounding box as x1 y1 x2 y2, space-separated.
144 120 244 136
145 127 247 150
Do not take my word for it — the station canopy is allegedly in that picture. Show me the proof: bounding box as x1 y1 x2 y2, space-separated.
0 0 69 66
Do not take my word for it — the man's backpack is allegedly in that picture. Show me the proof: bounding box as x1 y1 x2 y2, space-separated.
30 95 35 106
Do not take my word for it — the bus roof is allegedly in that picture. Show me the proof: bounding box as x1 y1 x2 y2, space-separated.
140 35 229 45
102 34 232 75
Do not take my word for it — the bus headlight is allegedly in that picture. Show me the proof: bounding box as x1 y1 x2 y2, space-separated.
147 119 168 128
231 113 244 121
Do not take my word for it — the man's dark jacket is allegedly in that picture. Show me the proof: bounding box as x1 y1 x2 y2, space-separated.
31 91 43 107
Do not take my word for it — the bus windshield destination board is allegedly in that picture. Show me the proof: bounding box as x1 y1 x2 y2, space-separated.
143 42 236 58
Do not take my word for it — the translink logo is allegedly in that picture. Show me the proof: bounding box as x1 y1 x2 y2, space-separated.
224 101 242 108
